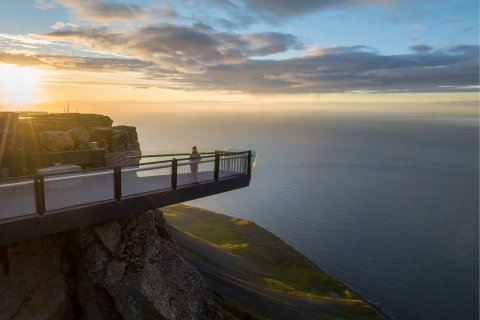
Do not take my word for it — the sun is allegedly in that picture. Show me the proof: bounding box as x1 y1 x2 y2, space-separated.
0 63 42 105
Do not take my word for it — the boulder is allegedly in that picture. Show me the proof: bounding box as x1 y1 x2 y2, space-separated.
88 127 129 153
88 126 141 153
93 220 122 253
66 127 90 149
39 131 75 152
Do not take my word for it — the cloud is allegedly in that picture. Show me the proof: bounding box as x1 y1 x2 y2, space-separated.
24 23 480 95
57 0 147 21
2 44 477 95
244 0 393 17
410 44 433 53
0 50 153 72
39 25 304 72
239 33 304 56
179 45 479 94
34 0 57 9
183 0 398 28
149 3 178 19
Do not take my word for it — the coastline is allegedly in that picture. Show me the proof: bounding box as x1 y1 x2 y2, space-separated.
162 204 387 320
300 254 392 320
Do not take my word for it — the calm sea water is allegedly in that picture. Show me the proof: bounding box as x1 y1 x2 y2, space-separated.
112 110 479 320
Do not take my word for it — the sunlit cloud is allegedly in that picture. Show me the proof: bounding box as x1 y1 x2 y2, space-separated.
39 25 304 73
7 29 479 96
0 50 153 73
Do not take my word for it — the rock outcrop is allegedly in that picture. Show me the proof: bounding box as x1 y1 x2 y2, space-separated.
88 125 142 167
89 126 140 153
0 211 222 320
40 131 75 152
66 127 90 149
0 112 142 175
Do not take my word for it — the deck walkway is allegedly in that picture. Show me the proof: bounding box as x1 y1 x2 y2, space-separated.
0 151 252 245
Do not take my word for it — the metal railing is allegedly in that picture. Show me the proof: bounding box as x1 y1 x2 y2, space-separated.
0 150 252 221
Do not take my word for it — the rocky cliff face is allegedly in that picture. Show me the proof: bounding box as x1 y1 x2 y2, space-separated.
0 211 222 320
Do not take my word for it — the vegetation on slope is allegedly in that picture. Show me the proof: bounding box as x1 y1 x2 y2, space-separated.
163 204 384 319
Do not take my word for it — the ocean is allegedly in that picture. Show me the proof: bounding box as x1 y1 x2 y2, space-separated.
112 109 479 320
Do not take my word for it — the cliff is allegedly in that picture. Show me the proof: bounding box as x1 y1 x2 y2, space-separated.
0 211 221 320
0 112 222 319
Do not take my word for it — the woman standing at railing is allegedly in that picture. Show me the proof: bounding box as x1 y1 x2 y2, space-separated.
190 146 201 183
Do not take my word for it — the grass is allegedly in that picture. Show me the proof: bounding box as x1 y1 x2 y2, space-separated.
162 204 384 319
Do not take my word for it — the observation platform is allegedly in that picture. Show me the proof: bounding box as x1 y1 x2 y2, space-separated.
0 151 252 245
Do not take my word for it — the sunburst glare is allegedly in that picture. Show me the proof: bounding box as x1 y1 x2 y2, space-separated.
0 63 42 105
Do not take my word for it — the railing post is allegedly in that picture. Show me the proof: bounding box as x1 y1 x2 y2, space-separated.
214 152 220 181
34 174 46 216
114 166 122 201
171 158 178 189
247 150 252 175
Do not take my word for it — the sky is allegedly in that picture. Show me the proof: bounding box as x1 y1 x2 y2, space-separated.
0 0 478 113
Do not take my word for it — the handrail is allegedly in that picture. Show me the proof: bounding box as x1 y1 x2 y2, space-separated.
122 163 172 173
127 150 249 159
121 159 173 169
177 158 216 166
177 155 216 161
0 180 33 188
129 152 217 159
35 164 112 178
43 170 114 182
0 150 252 220
216 154 248 160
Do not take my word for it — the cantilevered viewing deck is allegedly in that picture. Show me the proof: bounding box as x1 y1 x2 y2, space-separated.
0 151 252 245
